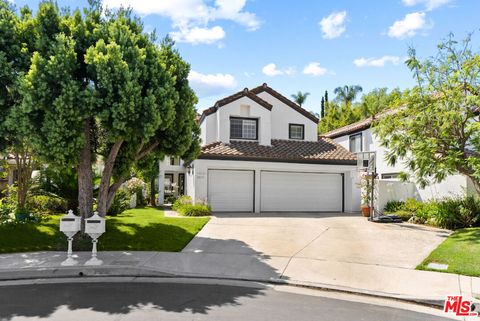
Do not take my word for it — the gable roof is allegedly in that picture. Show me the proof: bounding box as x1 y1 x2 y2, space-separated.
199 138 356 165
321 108 399 139
198 88 273 124
250 83 320 123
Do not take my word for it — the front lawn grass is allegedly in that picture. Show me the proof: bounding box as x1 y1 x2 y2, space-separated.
0 207 209 253
417 228 480 277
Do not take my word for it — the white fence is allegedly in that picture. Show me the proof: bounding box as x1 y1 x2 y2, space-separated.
375 180 417 212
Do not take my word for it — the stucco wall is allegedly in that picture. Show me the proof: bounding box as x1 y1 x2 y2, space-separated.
256 91 318 141
192 159 358 213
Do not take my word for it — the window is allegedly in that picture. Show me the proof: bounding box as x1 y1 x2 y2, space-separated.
381 173 400 179
289 124 304 140
349 133 362 153
230 117 258 140
170 157 180 166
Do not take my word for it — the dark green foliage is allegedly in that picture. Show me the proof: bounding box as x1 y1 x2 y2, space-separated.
26 195 68 214
383 196 480 229
383 200 405 213
107 188 130 216
31 166 78 211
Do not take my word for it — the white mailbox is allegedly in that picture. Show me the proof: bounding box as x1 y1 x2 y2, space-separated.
59 210 81 266
85 212 106 237
85 212 105 266
60 210 81 237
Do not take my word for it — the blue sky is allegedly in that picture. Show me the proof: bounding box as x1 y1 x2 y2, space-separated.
15 0 480 114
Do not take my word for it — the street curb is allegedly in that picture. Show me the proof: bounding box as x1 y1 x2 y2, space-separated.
0 265 445 309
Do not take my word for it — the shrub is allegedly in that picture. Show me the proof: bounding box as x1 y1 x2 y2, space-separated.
177 204 211 216
172 195 192 211
431 196 480 230
164 195 177 204
107 188 130 216
26 195 68 214
393 210 414 221
384 200 405 213
404 198 422 213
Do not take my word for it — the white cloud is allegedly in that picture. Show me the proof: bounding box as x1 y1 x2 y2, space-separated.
171 26 225 45
102 0 260 44
303 62 328 76
188 70 237 97
319 11 347 39
262 63 295 77
387 12 430 39
353 55 402 67
402 0 451 11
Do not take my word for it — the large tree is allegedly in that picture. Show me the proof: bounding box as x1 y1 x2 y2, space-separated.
0 1 40 211
18 2 200 221
375 34 480 193
334 85 363 106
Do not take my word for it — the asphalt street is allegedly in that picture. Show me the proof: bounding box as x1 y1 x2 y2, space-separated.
0 279 454 321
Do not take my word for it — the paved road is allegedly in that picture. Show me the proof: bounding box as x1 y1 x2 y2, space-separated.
0 279 453 321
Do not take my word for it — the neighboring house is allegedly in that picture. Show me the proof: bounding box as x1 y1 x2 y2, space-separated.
322 112 477 210
159 83 359 213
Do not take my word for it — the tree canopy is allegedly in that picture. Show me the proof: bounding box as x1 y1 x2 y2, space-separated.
8 1 200 218
374 34 480 193
291 91 310 106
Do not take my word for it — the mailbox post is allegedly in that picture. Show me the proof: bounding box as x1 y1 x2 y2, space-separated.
59 210 81 266
85 212 105 266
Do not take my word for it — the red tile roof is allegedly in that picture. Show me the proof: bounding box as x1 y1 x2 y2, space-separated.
250 83 319 123
199 138 357 165
321 108 400 139
198 88 272 124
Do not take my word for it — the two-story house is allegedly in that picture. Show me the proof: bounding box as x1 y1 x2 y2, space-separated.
158 83 359 213
322 112 477 210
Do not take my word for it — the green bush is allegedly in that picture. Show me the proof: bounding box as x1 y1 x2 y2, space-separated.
384 200 405 213
393 210 414 221
404 198 422 213
177 204 211 216
107 188 130 216
172 195 192 211
26 195 68 214
431 196 480 230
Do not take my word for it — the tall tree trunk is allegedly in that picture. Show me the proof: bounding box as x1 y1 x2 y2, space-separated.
106 179 125 211
14 153 33 211
150 178 156 206
77 119 93 231
97 140 123 217
472 177 480 195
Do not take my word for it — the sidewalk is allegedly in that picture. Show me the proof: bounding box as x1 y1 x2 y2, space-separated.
1 250 478 306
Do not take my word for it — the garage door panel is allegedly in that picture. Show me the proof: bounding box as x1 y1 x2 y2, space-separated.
261 172 342 212
208 170 254 212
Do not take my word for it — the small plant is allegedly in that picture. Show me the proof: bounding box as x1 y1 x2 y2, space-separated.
172 195 192 211
383 200 405 213
358 174 374 205
177 204 211 216
107 188 130 216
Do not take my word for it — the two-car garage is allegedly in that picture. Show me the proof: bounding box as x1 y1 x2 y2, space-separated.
207 169 344 213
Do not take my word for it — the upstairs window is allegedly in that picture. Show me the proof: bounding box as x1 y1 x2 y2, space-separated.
230 117 258 140
170 157 180 166
289 124 305 140
349 133 362 153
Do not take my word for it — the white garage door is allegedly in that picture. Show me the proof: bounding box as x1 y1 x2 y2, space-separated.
260 171 343 212
208 170 254 212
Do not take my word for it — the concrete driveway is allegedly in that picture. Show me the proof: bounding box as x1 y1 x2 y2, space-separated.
183 212 450 270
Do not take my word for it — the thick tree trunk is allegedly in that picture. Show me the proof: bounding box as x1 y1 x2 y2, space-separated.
150 178 156 206
14 153 33 211
96 140 123 217
77 120 94 231
106 179 124 211
472 178 480 195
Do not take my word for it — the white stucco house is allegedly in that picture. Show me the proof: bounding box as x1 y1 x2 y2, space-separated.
322 112 478 211
158 83 360 213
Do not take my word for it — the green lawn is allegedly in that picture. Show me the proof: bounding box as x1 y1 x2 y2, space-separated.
0 207 210 253
417 228 480 277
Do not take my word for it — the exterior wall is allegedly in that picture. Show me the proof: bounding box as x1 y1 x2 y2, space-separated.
215 96 272 146
201 113 217 146
192 159 358 213
157 157 187 204
256 91 318 141
333 128 473 209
